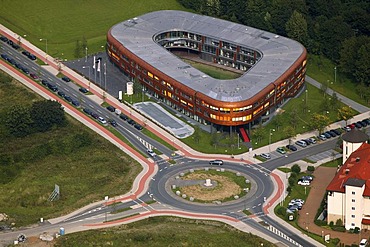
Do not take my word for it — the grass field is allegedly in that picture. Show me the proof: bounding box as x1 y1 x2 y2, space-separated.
0 0 188 59
0 72 141 226
182 59 241 80
54 217 275 247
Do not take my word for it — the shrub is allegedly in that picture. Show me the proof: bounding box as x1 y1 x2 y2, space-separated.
332 226 346 232
354 227 360 234
288 177 296 187
336 218 343 226
276 206 287 217
331 238 340 245
291 164 301 174
314 220 327 226
329 221 334 227
307 166 315 172
286 186 292 194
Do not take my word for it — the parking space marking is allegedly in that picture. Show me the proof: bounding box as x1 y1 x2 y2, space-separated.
24 61 29 65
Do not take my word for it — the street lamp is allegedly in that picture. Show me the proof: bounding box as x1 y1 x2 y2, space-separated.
268 129 275 153
306 212 309 232
85 47 88 62
334 66 337 84
104 62 107 91
82 66 91 90
39 38 48 54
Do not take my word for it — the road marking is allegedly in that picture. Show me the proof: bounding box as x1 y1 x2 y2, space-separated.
97 110 102 113
64 88 69 92
89 104 94 108
32 66 37 70
252 206 256 208
258 203 261 206
48 78 53 81
164 166 168 169
15 56 20 60
151 178 155 181
24 61 29 65
159 169 163 172
72 93 77 97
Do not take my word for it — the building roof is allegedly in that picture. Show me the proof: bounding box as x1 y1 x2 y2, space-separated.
327 143 370 196
109 10 305 102
342 129 369 143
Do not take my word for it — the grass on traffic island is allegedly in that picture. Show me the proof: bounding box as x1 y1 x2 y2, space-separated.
173 169 251 203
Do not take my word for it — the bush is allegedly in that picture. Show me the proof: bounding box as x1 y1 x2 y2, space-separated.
307 166 315 172
331 238 340 245
354 227 360 234
329 221 334 227
291 164 301 174
314 220 327 226
288 176 296 187
286 186 292 194
336 218 343 226
332 226 346 232
276 206 287 217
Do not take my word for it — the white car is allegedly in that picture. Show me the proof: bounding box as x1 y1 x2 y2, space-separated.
360 239 368 247
147 149 156 157
260 153 271 159
98 117 107 124
298 180 310 186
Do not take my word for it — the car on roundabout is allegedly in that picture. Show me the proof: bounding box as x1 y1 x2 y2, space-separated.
209 160 223 165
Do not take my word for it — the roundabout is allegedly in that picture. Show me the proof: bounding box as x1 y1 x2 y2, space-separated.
150 160 274 215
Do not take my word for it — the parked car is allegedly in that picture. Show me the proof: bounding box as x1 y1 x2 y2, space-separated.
64 95 72 102
306 138 316 144
357 121 366 128
298 180 310 186
260 153 271 159
295 140 307 148
323 131 332 138
147 149 156 157
79 87 89 93
29 73 39 80
359 239 368 247
360 120 368 127
348 123 356 129
41 79 49 86
91 113 99 119
318 134 327 141
134 123 143 130
83 108 93 115
363 118 370 125
328 130 337 137
119 113 128 121
47 83 58 92
57 91 66 98
106 105 116 112
127 119 136 125
61 76 71 82
71 100 80 107
331 129 341 135
110 120 118 127
276 147 286 154
343 126 351 132
0 36 8 42
98 117 107 124
301 176 313 182
354 122 362 129
209 160 223 165
286 145 297 151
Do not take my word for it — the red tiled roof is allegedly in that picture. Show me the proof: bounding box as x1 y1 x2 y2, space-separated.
326 143 370 196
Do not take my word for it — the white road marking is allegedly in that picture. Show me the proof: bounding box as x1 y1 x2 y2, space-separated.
24 61 29 65
64 88 69 92
32 67 37 70
89 104 94 108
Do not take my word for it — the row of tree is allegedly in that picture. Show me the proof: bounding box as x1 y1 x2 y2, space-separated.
178 0 370 85
5 100 66 137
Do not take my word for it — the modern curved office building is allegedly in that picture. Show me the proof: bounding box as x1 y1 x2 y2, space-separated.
107 10 307 130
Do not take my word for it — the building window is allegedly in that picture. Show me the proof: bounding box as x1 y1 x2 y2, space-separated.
352 191 355 195
352 199 355 203
352 207 355 210
351 223 355 227
352 215 355 218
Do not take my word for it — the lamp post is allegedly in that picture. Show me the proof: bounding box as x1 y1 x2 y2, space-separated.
82 66 91 90
237 133 240 149
104 196 109 222
39 38 48 54
104 62 107 91
268 129 275 153
306 212 309 232
334 66 337 84
85 47 88 62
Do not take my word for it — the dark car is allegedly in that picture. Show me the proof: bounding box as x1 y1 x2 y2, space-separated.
83 108 93 115
57 91 66 97
47 84 58 92
127 119 136 125
286 144 297 151
14 63 22 69
28 54 36 60
8 58 17 66
62 76 71 82
91 113 99 119
134 124 143 130
21 67 29 74
22 50 30 56
328 130 337 137
119 113 128 121
361 120 368 127
331 129 341 135
71 100 80 107
110 120 118 127
1 54 8 60
363 118 370 125
354 122 362 129
7 39 13 46
323 132 332 139
11 43 20 50
0 36 8 42
64 95 72 102
41 79 49 86
79 87 89 94
106 105 115 112
29 73 39 80
357 121 366 128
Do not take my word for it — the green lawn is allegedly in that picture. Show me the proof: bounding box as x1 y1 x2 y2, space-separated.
306 54 369 107
54 217 275 247
0 72 141 226
182 59 241 80
0 0 188 60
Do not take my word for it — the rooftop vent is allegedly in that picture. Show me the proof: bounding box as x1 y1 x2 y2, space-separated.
345 169 350 175
356 157 360 162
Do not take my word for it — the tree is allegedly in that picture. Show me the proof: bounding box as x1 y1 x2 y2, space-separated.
289 109 299 129
251 125 265 143
192 125 201 144
30 100 66 132
74 40 82 58
337 106 355 126
285 10 308 46
210 132 220 149
330 92 340 111
309 113 330 134
81 36 88 51
291 164 301 174
271 114 284 131
283 126 296 145
5 105 33 137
